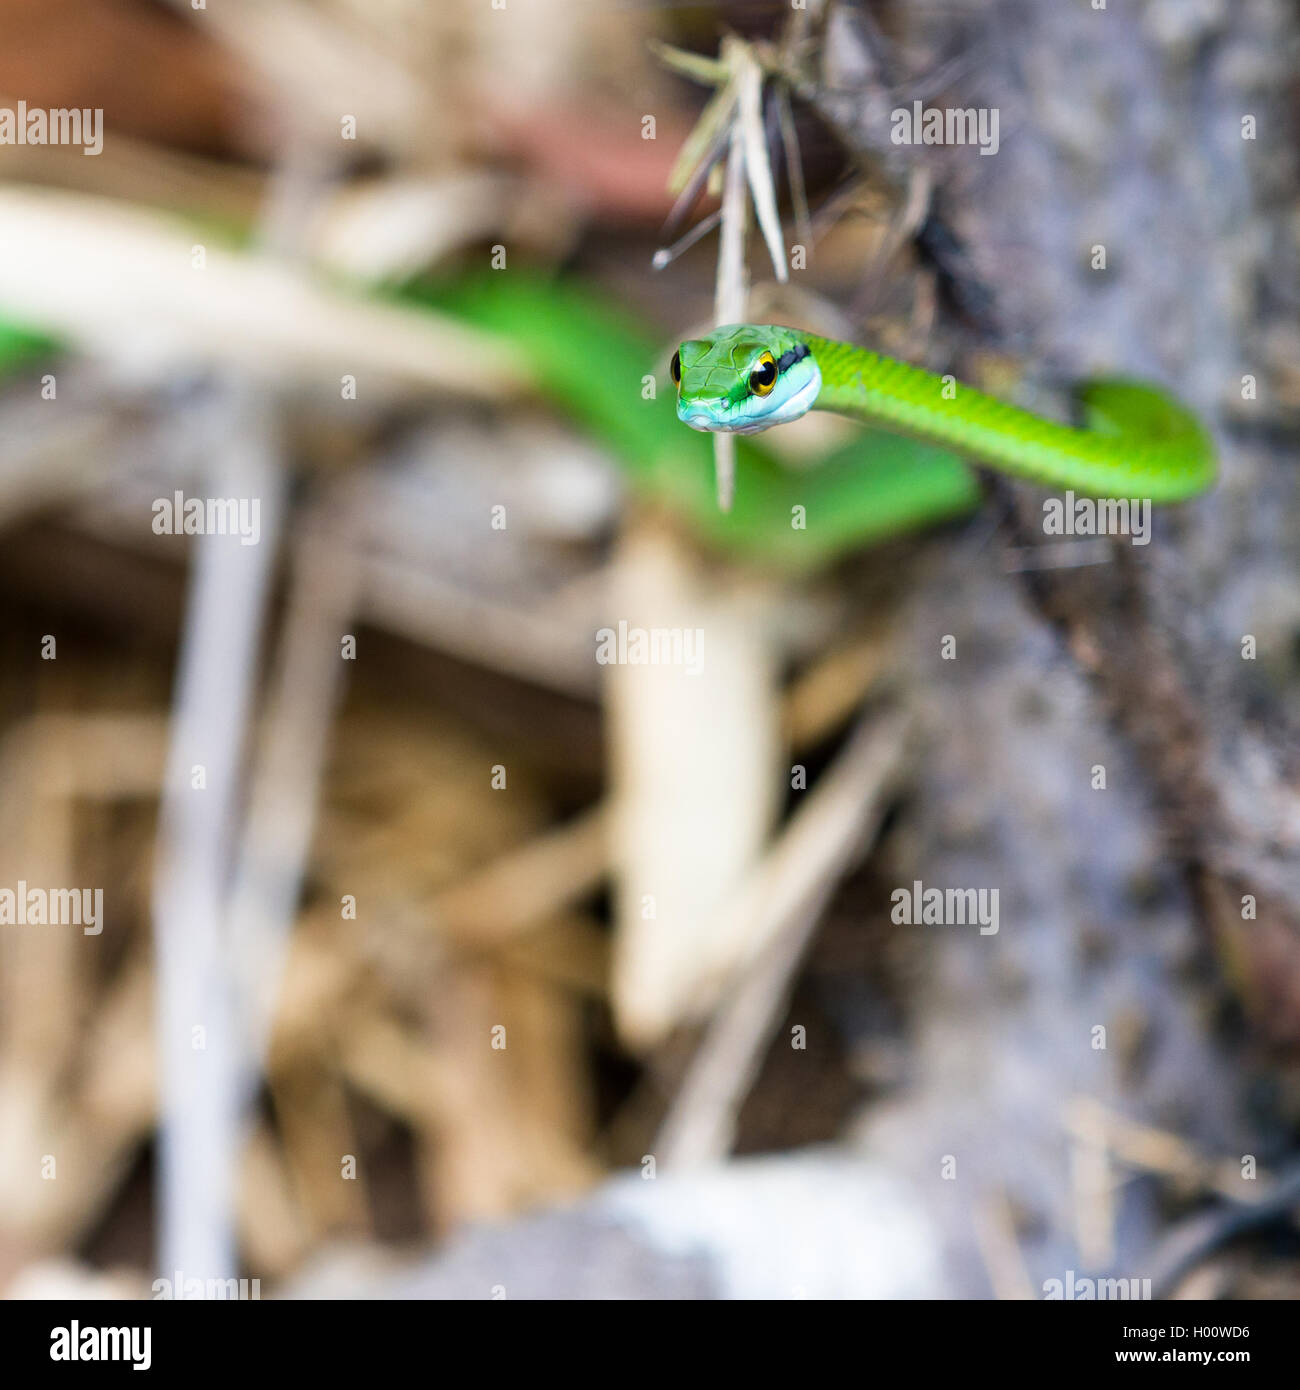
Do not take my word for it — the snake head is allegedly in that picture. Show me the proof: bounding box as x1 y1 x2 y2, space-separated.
671 325 821 434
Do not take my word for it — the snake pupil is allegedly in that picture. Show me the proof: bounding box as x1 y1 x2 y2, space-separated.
669 350 681 386
749 353 777 395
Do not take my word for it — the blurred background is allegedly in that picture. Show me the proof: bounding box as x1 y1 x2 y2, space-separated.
0 0 1298 1301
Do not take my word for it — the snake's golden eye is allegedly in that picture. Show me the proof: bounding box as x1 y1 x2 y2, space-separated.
749 351 777 396
669 350 681 386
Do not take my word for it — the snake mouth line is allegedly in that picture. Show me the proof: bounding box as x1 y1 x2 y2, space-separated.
679 409 769 434
678 373 821 434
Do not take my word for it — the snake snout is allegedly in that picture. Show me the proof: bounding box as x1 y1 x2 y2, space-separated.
676 395 725 431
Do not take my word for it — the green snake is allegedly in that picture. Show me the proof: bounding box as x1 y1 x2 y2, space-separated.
0 256 1214 571
671 325 1216 504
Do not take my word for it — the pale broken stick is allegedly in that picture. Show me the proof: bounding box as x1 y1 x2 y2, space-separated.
655 706 913 1168
151 387 284 1287
227 490 363 1096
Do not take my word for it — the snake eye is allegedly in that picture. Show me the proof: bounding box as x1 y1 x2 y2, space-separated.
669 350 681 386
749 351 777 396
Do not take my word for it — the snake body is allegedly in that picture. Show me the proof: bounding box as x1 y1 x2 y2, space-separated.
673 325 1215 503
